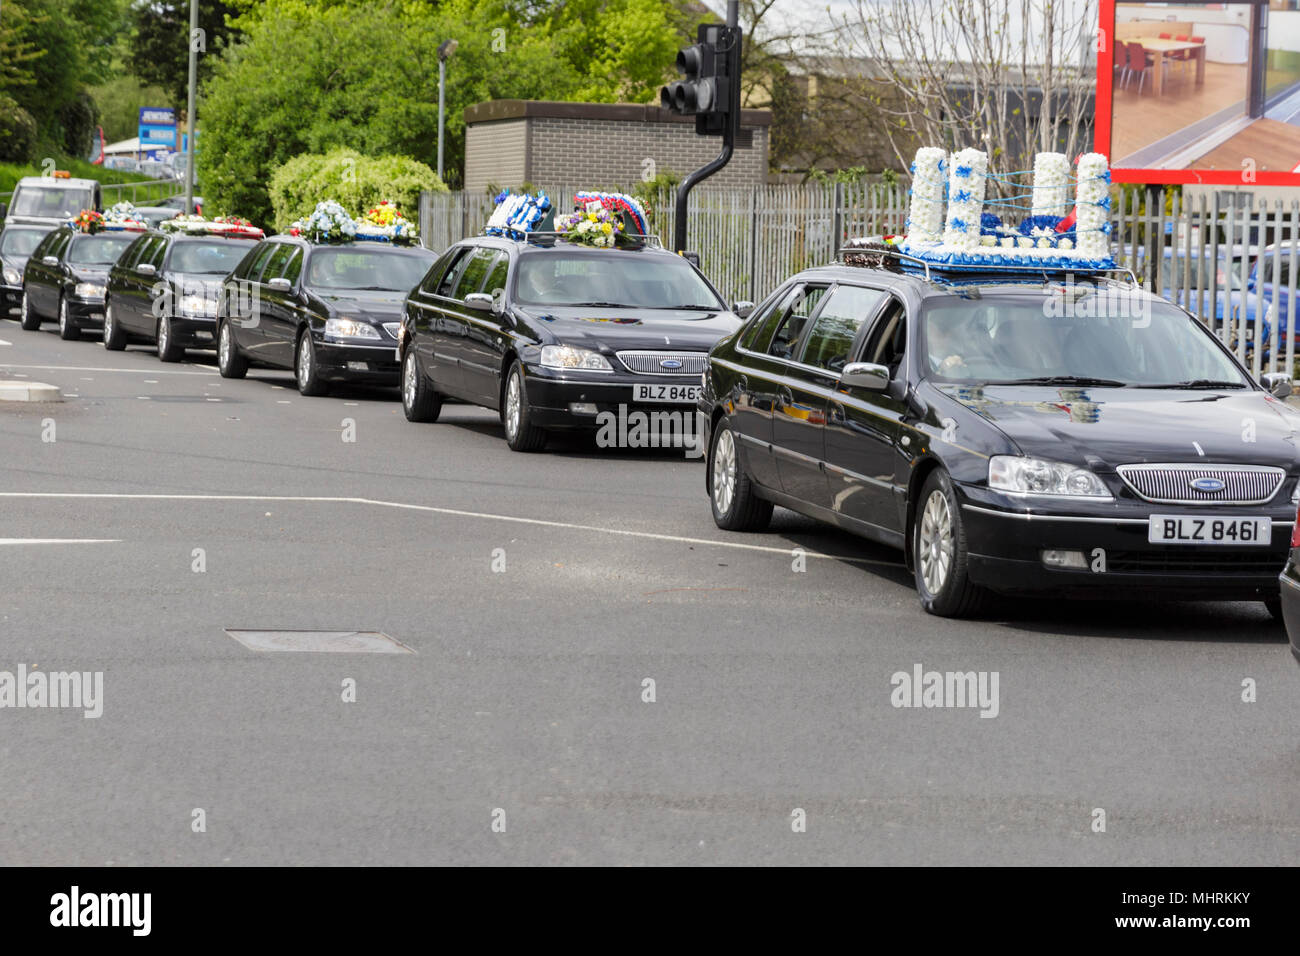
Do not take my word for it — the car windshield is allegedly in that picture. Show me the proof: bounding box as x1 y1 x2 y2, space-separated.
0 227 47 257
11 186 94 219
67 234 136 266
168 240 251 274
306 247 431 291
515 250 722 310
921 290 1250 388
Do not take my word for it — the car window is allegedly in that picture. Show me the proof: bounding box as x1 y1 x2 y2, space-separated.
1259 255 1292 288
48 232 73 259
144 236 169 268
280 248 304 285
167 240 251 275
67 234 135 266
116 235 150 270
514 250 723 310
767 285 829 360
796 285 886 371
434 247 473 297
0 227 47 258
452 247 497 300
481 251 508 300
305 247 431 291
261 243 294 281
739 285 800 351
246 242 277 281
419 246 465 295
861 297 907 376
920 292 1248 386
11 186 94 219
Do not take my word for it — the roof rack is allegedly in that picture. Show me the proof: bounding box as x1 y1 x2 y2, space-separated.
837 242 1140 288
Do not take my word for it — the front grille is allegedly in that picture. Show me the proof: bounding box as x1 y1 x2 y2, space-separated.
1116 463 1284 505
382 322 400 339
616 350 707 376
1106 550 1283 574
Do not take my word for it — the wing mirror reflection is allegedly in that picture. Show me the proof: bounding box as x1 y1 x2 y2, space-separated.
42 255 59 266
267 277 291 291
733 300 755 318
839 361 890 391
464 292 494 312
138 263 157 276
1261 371 1292 398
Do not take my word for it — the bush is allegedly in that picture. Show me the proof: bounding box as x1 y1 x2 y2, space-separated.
0 96 38 164
268 148 446 232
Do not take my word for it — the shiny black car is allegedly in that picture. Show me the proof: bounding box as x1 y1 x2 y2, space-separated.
216 236 435 395
1279 525 1300 663
104 228 263 360
20 225 141 339
398 235 747 451
1 223 51 317
700 257 1300 617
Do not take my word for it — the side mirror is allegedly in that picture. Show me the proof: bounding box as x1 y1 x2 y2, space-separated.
138 263 157 276
42 255 59 266
839 361 890 391
1261 371 1292 398
464 292 494 312
267 276 291 291
733 300 755 318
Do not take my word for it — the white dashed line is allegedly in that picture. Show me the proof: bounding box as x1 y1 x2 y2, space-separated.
0 538 120 545
0 364 217 376
0 493 899 566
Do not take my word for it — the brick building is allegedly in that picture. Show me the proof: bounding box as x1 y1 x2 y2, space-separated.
463 100 772 192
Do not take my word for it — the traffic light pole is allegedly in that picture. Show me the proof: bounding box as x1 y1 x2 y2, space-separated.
672 2 742 256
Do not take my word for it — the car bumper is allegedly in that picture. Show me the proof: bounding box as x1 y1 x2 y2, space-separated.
314 338 401 384
1 284 21 315
168 314 218 349
521 364 704 432
67 297 105 329
957 483 1293 599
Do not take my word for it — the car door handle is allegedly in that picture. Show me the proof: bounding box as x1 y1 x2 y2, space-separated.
828 402 846 424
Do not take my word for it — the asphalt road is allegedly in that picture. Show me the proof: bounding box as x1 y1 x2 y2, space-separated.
2 316 1298 866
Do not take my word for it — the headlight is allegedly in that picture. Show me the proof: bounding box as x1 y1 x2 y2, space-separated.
989 455 1111 498
2 267 20 286
325 318 380 339
539 344 613 372
74 282 105 299
179 294 218 317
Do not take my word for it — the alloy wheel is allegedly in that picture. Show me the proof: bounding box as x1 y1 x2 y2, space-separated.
504 372 521 440
713 427 738 516
918 489 954 594
297 334 312 388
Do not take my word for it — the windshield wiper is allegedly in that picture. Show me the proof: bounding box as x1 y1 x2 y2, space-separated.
1134 379 1246 389
568 301 630 308
996 375 1128 387
664 304 717 310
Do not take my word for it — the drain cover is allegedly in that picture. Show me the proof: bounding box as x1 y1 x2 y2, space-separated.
225 629 414 654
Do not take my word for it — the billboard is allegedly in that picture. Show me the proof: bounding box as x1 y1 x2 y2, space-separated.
1096 0 1300 185
137 106 177 152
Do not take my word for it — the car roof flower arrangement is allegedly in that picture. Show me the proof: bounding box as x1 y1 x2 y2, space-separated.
72 209 106 233
160 213 265 240
484 191 553 240
895 146 1114 271
355 200 418 244
290 200 358 242
555 198 623 248
103 201 150 231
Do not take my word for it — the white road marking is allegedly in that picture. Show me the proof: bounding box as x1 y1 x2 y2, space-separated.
0 364 217 376
276 400 291 404
0 538 120 545
0 493 900 565
0 338 11 346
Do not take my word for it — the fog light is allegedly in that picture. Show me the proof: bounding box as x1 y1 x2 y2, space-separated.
568 402 598 415
1041 549 1088 569
346 361 369 371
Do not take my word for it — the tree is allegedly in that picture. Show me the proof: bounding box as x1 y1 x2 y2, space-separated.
129 0 241 107
834 0 1097 177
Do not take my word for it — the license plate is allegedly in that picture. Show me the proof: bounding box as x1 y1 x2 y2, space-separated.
1147 515 1272 545
634 383 700 403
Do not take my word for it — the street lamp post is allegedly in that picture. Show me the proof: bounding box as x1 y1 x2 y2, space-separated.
183 0 198 214
436 39 458 183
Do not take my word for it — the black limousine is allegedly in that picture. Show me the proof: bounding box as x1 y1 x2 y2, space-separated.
700 252 1300 617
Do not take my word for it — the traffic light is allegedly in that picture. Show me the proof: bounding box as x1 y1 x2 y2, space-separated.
661 23 739 137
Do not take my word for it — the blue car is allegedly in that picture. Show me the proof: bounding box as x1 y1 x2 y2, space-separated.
1226 245 1298 361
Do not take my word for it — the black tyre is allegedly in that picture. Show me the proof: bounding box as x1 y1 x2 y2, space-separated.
19 291 40 331
216 320 248 379
708 417 773 531
401 348 442 423
913 469 988 617
156 313 183 362
102 301 127 351
501 360 547 452
57 295 80 341
295 329 329 396
1264 596 1283 622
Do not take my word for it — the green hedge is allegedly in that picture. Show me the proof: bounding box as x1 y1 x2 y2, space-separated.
267 148 446 233
0 157 157 196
